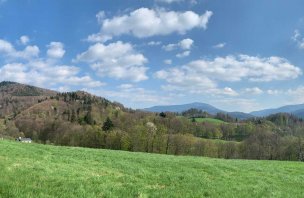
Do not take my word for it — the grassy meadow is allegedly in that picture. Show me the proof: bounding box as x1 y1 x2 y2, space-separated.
190 117 226 124
0 140 303 198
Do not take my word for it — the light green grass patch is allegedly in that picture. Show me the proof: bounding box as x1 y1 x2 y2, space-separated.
0 140 303 198
191 117 226 124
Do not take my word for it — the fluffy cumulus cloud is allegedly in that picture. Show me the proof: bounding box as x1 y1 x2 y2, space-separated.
186 55 301 82
163 38 193 58
0 38 104 89
0 61 104 89
155 54 301 95
87 8 213 41
0 39 39 60
19 35 30 45
47 42 65 59
155 67 220 95
176 50 190 58
163 38 194 51
76 41 148 82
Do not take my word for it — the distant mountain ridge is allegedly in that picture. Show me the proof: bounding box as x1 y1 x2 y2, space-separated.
144 102 223 114
144 102 254 119
145 102 304 119
250 104 304 117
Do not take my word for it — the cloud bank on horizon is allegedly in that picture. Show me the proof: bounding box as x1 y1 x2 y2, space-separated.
0 0 304 112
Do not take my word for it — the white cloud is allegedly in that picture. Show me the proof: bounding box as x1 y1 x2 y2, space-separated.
22 45 40 58
155 0 183 3
0 38 104 89
87 33 112 43
279 86 304 106
87 86 173 108
147 41 162 46
287 86 304 104
155 67 218 94
117 84 134 89
213 42 226 49
0 39 39 60
163 38 194 51
176 50 190 58
96 11 106 24
266 89 281 95
0 61 104 89
186 55 301 82
222 87 238 96
76 41 148 82
88 8 213 41
180 38 194 50
292 29 304 49
0 39 14 53
244 87 264 95
162 43 176 51
56 86 71 92
164 59 172 65
214 98 262 113
47 42 65 59
155 54 301 96
155 0 197 4
19 35 30 45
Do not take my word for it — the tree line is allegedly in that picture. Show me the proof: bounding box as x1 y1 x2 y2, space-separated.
0 92 304 161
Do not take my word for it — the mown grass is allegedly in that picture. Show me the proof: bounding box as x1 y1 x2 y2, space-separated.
0 140 303 198
191 117 226 124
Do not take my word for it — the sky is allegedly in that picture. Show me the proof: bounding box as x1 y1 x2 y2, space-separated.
0 0 304 112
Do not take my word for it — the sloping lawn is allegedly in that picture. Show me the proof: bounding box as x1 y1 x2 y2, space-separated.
0 140 303 197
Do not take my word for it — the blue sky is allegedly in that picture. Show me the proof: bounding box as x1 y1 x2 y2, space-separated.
0 0 304 112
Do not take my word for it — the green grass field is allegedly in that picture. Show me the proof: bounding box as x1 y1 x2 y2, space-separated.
190 117 226 124
0 140 303 198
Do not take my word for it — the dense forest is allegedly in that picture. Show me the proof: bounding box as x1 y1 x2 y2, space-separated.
0 82 304 161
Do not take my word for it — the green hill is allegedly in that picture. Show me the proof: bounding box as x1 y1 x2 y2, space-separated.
190 117 226 124
0 141 303 198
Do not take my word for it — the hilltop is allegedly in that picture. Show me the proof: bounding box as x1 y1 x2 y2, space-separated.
0 140 303 198
0 81 57 118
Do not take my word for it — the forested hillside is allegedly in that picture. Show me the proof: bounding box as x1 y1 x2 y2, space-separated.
0 81 56 118
0 81 304 161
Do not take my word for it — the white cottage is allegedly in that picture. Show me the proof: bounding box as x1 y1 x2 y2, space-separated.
16 137 32 143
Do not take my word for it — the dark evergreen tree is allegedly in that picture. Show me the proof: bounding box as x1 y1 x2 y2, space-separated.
159 112 166 118
102 117 114 131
